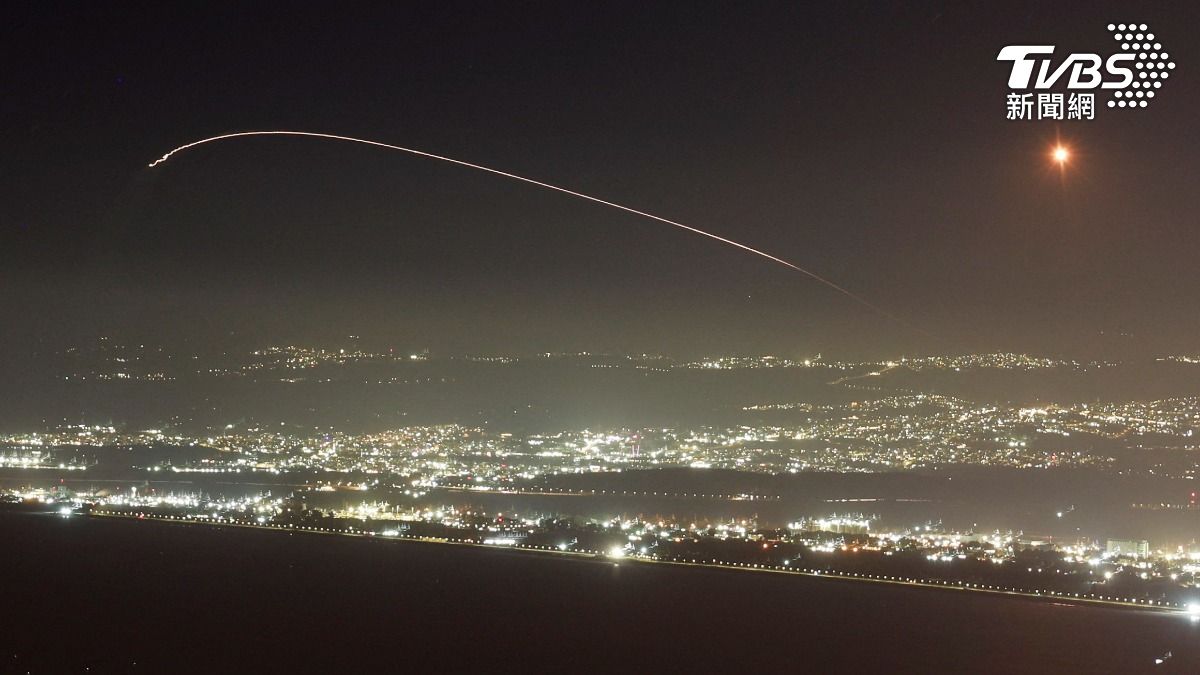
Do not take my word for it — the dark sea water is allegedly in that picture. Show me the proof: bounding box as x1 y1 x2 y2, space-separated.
2 511 1198 674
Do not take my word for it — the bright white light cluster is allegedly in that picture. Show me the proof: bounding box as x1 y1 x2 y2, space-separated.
1107 23 1173 108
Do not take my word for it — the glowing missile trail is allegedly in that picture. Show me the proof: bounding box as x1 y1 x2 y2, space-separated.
149 131 913 329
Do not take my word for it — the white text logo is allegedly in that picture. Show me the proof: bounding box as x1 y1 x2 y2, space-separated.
998 24 1174 119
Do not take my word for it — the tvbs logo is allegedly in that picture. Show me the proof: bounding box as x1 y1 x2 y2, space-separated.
997 23 1174 119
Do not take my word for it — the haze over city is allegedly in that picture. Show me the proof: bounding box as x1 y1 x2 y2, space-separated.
3 2 1200 673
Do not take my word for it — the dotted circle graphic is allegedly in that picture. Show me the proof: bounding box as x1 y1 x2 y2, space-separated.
1109 23 1173 109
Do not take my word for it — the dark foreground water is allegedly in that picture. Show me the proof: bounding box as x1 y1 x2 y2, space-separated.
2 512 1198 674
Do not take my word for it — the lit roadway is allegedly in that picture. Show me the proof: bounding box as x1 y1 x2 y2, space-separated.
827 363 902 387
441 486 779 500
87 509 1195 618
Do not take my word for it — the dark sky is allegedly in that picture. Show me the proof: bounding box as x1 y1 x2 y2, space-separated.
3 1 1199 358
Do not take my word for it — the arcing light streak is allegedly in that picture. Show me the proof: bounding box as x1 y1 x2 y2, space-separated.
149 131 908 328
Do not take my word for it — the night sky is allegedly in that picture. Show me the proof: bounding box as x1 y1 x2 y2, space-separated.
4 1 1199 357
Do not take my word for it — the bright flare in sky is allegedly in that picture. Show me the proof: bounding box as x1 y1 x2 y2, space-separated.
1053 146 1069 164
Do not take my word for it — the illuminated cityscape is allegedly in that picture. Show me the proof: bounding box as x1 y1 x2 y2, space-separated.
5 2 1200 672
6 347 1200 617
9 347 1200 481
9 483 1200 612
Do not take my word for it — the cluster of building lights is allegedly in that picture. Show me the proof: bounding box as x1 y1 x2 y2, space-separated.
12 484 1196 617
